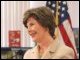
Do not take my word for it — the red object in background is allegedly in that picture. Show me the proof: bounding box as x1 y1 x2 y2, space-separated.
9 31 21 47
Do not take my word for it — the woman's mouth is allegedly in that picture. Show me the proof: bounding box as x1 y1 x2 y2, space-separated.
29 32 37 38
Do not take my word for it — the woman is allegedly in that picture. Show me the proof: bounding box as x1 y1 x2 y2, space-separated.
23 7 74 59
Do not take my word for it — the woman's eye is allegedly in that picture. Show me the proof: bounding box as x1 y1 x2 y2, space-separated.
30 23 34 26
27 23 34 27
27 23 35 28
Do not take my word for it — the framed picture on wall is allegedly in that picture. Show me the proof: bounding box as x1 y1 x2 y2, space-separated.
9 30 21 47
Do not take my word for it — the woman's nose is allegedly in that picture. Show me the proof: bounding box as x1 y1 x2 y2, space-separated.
28 27 32 33
28 27 31 32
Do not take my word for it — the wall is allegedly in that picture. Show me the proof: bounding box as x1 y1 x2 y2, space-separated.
1 1 79 47
1 1 35 47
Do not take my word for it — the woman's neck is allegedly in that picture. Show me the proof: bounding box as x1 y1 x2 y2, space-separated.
37 34 54 51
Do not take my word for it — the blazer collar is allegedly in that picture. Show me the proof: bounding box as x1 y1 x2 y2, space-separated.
48 38 60 53
41 39 60 59
32 38 60 59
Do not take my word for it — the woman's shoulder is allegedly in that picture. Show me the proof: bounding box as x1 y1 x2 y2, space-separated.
51 41 74 59
23 46 37 59
59 43 74 53
56 43 74 58
23 49 31 59
54 39 74 53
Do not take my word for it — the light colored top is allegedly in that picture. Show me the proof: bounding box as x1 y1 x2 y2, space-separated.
23 39 74 59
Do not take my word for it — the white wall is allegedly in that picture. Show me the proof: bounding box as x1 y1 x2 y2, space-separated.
68 1 79 28
1 1 79 47
1 1 35 47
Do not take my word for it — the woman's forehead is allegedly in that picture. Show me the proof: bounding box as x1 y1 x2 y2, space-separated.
27 17 40 26
27 17 37 23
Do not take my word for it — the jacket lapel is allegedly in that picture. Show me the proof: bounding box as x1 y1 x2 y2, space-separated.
31 46 39 59
41 39 60 59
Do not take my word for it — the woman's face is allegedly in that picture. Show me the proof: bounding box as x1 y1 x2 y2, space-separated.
27 17 47 42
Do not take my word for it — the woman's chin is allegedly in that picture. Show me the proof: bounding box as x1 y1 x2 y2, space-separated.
32 37 38 42
32 37 36 41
